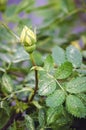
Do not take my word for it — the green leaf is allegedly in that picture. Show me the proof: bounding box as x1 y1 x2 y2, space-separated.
0 67 5 72
53 116 72 130
61 0 75 12
0 101 10 114
53 114 72 129
0 108 9 129
12 121 16 130
46 90 65 107
76 69 86 75
66 45 82 68
5 5 17 17
47 106 63 125
15 0 33 13
32 101 42 109
38 72 56 96
8 121 16 130
0 101 10 129
32 51 43 66
13 47 29 63
60 0 68 13
2 73 13 94
77 93 86 106
0 53 12 63
66 95 86 118
66 77 86 93
44 55 54 73
38 108 46 127
55 62 73 79
24 114 35 130
24 71 35 88
52 46 66 66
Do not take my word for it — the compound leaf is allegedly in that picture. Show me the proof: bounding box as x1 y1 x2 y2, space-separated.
55 62 73 79
24 114 35 130
77 93 86 106
32 51 43 66
46 90 65 107
47 106 63 125
52 46 66 66
66 77 86 93
44 55 54 73
0 108 9 129
38 108 46 127
13 47 29 63
2 73 13 94
38 72 56 96
66 95 86 118
66 45 82 68
0 101 10 129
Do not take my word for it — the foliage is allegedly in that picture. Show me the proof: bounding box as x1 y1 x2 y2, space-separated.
0 0 86 130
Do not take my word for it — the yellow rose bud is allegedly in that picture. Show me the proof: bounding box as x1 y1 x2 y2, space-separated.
20 26 37 53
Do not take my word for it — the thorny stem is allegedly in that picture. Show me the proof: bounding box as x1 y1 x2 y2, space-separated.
29 53 38 102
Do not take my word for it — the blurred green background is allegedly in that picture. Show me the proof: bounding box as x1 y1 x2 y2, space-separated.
0 0 86 63
0 1 86 129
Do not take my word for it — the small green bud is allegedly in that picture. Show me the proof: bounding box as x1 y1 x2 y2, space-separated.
24 44 36 53
20 26 36 53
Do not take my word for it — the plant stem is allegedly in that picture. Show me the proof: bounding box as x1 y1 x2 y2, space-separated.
2 88 33 101
40 8 85 30
0 22 20 41
48 73 66 93
29 53 38 102
30 69 38 101
1 112 23 130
